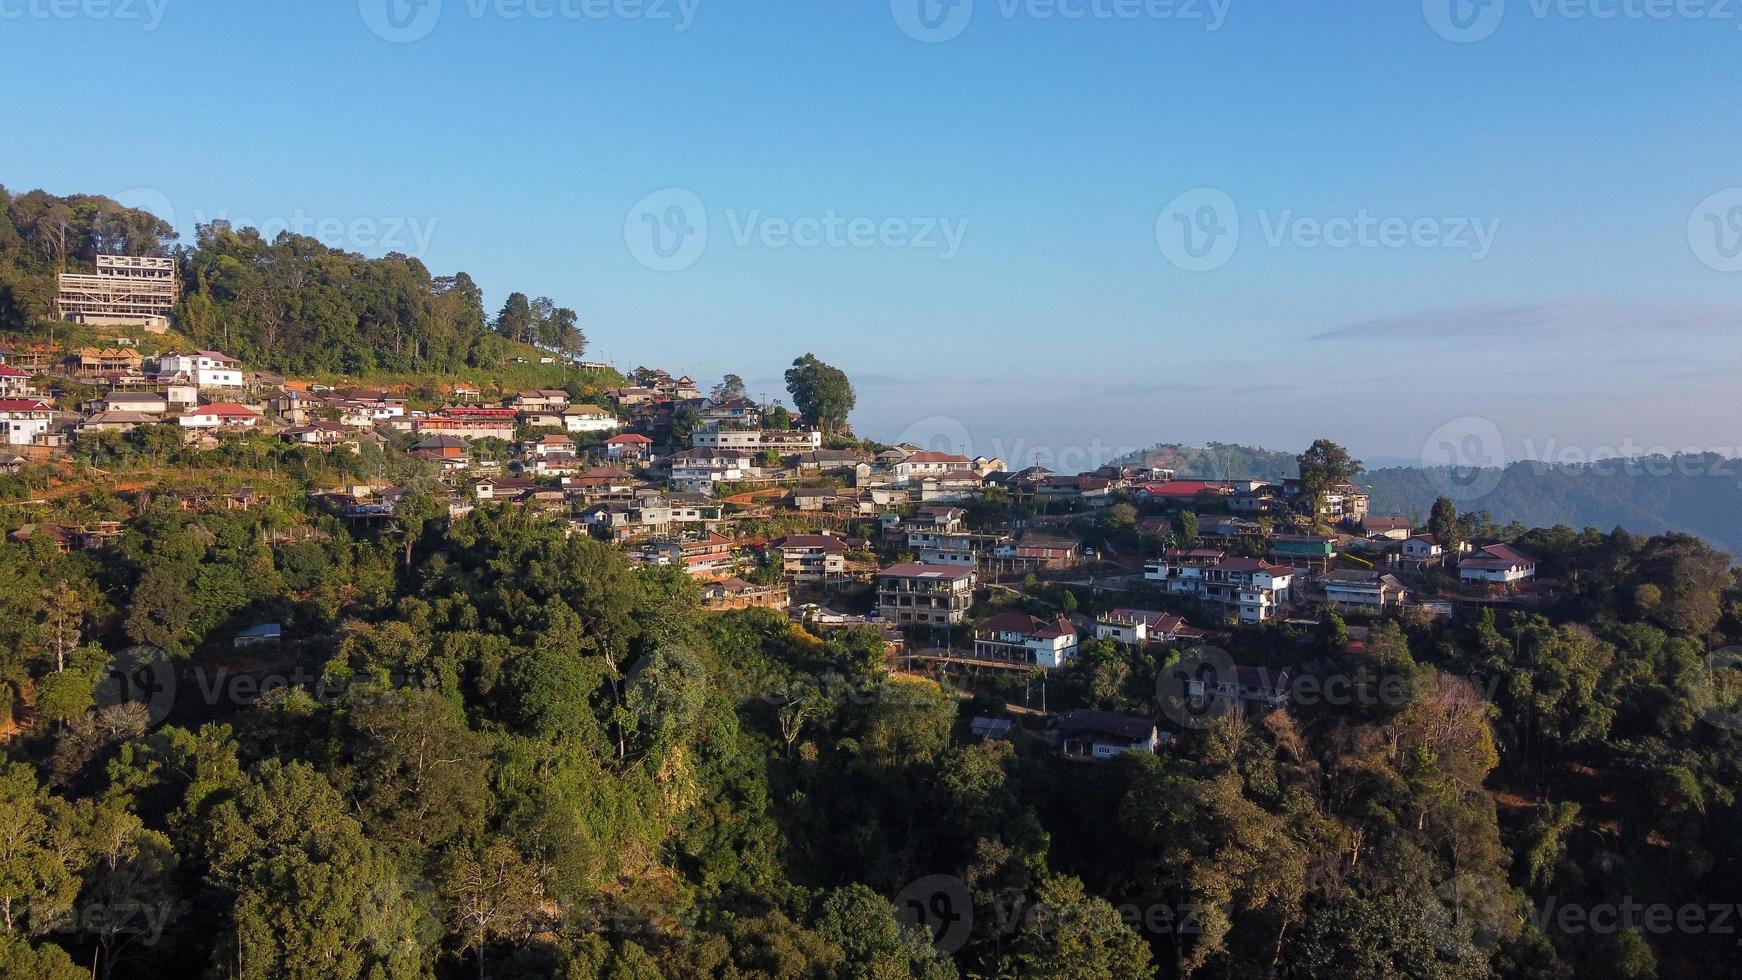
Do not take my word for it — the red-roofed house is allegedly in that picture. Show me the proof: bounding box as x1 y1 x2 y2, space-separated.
0 398 53 445
177 403 262 429
0 365 34 398
605 433 654 461
974 612 1079 668
1139 481 1232 500
1460 544 1537 585
1094 609 1201 645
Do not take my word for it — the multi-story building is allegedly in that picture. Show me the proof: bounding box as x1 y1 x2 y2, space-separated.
668 449 752 494
1145 556 1294 623
650 533 738 578
771 534 849 584
56 255 179 331
876 563 976 627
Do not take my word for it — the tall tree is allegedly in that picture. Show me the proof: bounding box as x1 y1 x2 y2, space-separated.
784 354 856 438
1427 497 1463 558
712 374 747 403
1296 439 1362 524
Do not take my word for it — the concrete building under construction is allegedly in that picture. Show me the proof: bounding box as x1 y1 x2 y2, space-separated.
56 255 179 332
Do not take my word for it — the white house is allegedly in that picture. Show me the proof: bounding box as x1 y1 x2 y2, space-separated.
0 398 54 446
1053 710 1162 761
1460 544 1537 585
158 351 243 389
1401 534 1445 561
1095 608 1196 645
973 612 1080 669
691 428 763 451
177 402 262 429
0 365 34 398
1146 556 1294 623
604 433 654 461
1321 570 1409 610
520 433 576 459
668 449 751 494
893 451 974 484
562 405 620 435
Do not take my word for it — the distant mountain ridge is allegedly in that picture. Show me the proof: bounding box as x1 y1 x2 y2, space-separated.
1363 456 1742 558
1122 443 1742 558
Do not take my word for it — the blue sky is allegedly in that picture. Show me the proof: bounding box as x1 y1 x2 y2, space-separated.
4 0 1741 470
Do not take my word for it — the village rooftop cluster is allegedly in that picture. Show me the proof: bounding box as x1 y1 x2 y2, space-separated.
0 305 1550 762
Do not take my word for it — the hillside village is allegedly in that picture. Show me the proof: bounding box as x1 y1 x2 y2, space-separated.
0 263 1551 758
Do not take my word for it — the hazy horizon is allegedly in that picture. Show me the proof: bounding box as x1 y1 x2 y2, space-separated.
6 1 1741 467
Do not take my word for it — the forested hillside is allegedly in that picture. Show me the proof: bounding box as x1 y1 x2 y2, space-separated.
0 186 582 379
4 471 1742 977
1365 457 1742 557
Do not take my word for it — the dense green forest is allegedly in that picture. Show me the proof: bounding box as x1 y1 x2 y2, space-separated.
3 484 1742 977
0 187 582 379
